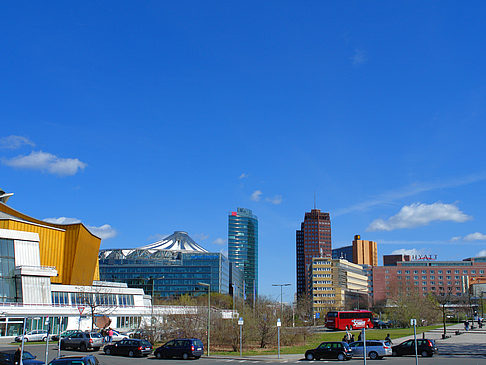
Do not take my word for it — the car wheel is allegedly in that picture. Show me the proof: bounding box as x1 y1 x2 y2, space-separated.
182 353 189 360
105 348 111 355
369 351 378 360
42 337 47 342
337 353 345 361
306 352 314 361
155 352 163 359
80 343 87 352
421 350 429 357
128 350 135 357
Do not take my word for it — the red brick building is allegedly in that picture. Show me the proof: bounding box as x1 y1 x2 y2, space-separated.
296 209 331 298
373 258 486 304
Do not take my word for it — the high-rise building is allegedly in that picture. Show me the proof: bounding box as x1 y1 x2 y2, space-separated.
228 208 258 302
296 209 331 298
352 235 378 266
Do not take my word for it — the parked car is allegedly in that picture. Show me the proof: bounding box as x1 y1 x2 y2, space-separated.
110 330 128 342
392 339 437 357
305 341 352 361
60 332 104 351
0 350 44 365
348 340 392 360
15 330 50 342
371 318 391 329
154 338 204 360
51 330 81 342
103 338 153 357
48 355 99 365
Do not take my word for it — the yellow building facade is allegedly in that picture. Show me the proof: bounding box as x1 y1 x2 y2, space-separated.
0 201 100 285
352 235 378 266
311 257 368 316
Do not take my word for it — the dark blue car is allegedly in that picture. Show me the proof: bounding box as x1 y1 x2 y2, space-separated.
0 350 44 365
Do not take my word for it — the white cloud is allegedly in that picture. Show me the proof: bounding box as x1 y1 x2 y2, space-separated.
251 190 263 202
450 236 462 242
147 233 169 242
43 217 116 240
194 233 209 241
0 135 35 149
391 248 422 256
352 49 367 65
477 250 486 257
367 202 471 231
464 232 486 241
213 237 226 245
336 173 486 216
3 151 87 176
239 173 248 179
266 195 283 205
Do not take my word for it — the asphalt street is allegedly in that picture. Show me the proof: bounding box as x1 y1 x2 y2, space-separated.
0 344 485 365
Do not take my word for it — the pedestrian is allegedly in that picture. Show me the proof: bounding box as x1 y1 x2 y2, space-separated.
13 346 21 365
478 318 483 329
464 320 469 331
357 332 362 341
342 335 348 343
350 334 355 342
385 334 392 345
108 328 113 343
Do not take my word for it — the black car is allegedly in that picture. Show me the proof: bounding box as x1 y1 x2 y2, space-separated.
103 338 153 357
48 355 99 365
392 339 437 357
305 341 352 361
154 338 204 360
0 350 44 365
371 318 391 329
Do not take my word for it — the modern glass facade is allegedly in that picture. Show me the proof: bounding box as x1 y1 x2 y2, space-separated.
0 238 17 303
99 250 230 298
332 246 353 261
228 207 258 302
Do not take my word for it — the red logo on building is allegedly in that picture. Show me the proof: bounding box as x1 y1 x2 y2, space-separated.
231 212 237 216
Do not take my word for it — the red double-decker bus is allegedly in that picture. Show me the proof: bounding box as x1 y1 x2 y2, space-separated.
325 310 374 330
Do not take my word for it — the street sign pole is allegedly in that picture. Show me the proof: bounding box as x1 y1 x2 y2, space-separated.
277 318 281 359
44 317 50 365
20 318 26 365
411 319 418 365
238 318 244 357
362 328 366 365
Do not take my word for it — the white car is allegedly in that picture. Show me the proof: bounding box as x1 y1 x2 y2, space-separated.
15 330 50 342
111 330 128 342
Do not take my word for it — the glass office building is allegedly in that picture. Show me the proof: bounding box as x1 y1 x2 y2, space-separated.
228 208 258 302
98 231 236 298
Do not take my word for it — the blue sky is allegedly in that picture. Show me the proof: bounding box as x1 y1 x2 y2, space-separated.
1 1 486 303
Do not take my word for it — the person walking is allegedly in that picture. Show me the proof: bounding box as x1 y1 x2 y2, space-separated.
385 334 392 345
108 328 113 343
14 346 21 365
357 332 362 341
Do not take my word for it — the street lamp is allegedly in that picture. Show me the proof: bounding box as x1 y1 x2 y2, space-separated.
272 283 291 319
198 282 210 357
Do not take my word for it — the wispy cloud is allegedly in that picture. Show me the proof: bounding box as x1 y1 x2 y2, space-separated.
352 49 367 65
43 217 116 240
194 233 209 241
147 233 169 242
391 248 423 256
239 173 248 179
477 250 486 257
367 202 471 231
3 151 87 176
0 135 35 149
266 195 283 205
251 190 263 202
336 173 486 216
213 237 226 245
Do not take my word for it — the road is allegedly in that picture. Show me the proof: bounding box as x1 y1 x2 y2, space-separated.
0 344 485 365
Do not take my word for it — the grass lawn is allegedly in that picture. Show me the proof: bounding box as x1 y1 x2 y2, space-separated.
212 325 447 356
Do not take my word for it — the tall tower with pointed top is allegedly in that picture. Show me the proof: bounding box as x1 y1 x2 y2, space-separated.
296 209 331 298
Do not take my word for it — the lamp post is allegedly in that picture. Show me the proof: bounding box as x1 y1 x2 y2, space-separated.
272 283 291 319
198 282 210 356
150 276 164 338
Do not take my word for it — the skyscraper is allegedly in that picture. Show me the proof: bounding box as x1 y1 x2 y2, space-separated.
296 209 331 298
228 208 258 302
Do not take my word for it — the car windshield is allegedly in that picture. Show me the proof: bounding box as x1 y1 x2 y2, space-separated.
23 352 35 360
141 340 151 347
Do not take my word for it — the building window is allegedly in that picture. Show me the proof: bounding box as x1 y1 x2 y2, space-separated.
0 239 17 303
397 270 402 274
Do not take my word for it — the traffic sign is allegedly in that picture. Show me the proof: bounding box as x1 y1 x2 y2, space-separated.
238 318 244 326
277 318 281 327
410 318 417 326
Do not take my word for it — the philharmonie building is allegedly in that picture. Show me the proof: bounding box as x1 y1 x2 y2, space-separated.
0 188 239 339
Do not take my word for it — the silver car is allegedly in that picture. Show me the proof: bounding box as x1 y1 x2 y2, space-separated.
15 330 50 342
349 340 392 360
61 332 104 351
